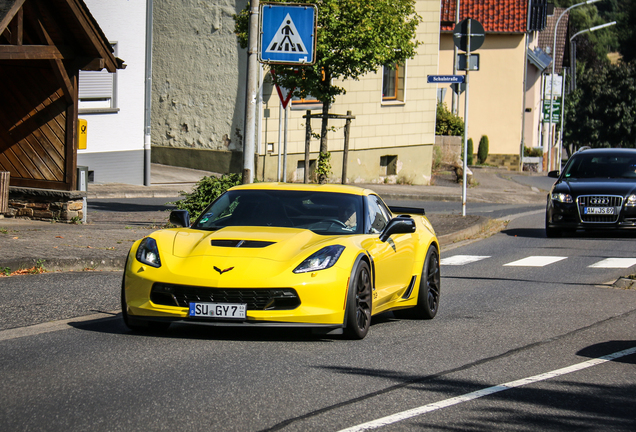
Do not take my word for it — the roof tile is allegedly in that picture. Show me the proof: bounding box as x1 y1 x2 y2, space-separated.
440 0 528 33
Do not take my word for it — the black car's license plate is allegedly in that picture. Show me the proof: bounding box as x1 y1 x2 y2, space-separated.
584 207 615 215
189 302 247 319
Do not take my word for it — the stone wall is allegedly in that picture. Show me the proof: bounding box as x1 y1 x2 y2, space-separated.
3 187 86 223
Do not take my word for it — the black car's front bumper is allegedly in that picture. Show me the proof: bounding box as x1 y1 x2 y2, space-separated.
547 200 636 231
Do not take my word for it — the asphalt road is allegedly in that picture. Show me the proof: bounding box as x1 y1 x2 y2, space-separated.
1 208 635 431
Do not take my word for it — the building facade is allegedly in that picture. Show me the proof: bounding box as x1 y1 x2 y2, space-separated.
150 1 442 185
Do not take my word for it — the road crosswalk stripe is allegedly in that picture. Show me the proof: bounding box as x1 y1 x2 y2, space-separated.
503 256 567 267
440 255 490 266
588 258 636 268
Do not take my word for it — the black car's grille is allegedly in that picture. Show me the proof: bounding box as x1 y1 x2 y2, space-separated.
577 195 622 223
150 283 300 310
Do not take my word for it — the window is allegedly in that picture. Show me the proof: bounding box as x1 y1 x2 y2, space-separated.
382 63 405 102
78 43 117 112
380 155 398 176
366 195 390 234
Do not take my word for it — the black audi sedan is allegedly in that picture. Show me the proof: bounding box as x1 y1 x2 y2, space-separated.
545 147 636 237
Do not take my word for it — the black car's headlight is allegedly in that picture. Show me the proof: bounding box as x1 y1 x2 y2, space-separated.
551 193 573 203
627 195 636 206
293 245 345 274
136 237 161 268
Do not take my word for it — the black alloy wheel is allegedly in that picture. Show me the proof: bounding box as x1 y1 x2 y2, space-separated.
344 260 372 339
415 245 441 319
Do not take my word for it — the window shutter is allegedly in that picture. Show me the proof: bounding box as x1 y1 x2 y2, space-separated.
79 70 114 99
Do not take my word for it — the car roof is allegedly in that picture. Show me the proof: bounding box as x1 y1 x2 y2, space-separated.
575 147 636 156
228 182 376 196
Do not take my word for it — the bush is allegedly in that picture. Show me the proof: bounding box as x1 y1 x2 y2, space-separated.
172 173 242 219
436 102 464 136
466 138 474 165
478 135 489 164
524 146 543 157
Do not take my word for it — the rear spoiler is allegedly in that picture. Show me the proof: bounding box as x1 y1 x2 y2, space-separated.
389 206 425 216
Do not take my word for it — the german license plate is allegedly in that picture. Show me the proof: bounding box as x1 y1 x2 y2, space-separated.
189 302 247 319
584 207 615 215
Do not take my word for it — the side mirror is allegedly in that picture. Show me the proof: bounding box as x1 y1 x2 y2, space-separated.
379 216 416 242
169 210 190 227
548 170 560 179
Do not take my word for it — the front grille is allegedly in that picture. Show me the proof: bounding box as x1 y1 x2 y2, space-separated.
577 195 622 223
150 283 300 310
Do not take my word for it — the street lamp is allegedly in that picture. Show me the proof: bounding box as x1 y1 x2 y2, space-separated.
547 0 602 174
569 21 617 90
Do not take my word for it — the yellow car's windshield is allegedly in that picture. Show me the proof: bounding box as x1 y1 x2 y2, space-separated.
193 190 364 235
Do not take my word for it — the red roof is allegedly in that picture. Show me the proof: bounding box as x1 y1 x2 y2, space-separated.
440 0 528 33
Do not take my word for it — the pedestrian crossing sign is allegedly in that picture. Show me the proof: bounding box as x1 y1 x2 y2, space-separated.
259 3 317 65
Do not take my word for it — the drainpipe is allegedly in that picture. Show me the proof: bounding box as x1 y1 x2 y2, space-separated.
143 0 153 186
520 0 532 172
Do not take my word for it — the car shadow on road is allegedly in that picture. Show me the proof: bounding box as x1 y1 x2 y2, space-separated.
69 312 392 343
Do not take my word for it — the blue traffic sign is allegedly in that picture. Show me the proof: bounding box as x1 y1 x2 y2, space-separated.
260 4 317 65
427 75 465 84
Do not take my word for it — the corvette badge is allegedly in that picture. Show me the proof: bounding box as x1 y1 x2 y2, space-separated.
214 266 234 275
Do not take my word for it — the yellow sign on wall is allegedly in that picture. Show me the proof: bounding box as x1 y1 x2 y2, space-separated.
78 119 87 150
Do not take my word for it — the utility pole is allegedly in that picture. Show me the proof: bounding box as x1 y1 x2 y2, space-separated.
243 0 260 184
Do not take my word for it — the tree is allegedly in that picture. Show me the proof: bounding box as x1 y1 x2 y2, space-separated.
235 0 421 182
564 61 636 149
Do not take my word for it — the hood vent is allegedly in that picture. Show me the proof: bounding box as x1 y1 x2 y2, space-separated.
211 239 275 248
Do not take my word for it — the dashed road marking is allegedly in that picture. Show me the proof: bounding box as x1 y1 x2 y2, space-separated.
440 255 491 266
503 256 567 267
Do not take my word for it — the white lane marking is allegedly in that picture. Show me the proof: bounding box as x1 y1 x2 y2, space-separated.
440 255 491 266
504 256 567 267
338 347 636 432
589 258 636 269
0 311 118 342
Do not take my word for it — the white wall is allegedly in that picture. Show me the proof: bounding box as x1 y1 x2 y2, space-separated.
79 1 147 161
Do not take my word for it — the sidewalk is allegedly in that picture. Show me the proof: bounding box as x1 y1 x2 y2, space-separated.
0 164 549 273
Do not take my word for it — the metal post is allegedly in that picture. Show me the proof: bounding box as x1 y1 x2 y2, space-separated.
283 103 289 182
461 19 471 217
451 0 460 115
277 103 282 181
143 0 153 186
243 0 260 184
304 110 311 184
342 110 352 184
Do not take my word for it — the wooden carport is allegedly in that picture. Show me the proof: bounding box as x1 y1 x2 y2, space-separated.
0 0 123 193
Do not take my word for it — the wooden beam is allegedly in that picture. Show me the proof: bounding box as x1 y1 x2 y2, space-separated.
9 7 23 45
0 45 68 60
0 0 26 33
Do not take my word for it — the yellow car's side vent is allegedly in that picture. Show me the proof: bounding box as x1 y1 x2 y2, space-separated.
211 239 276 248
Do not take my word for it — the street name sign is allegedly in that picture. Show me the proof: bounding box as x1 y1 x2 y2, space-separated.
259 3 317 65
427 75 465 84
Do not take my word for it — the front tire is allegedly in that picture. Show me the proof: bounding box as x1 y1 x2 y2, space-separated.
344 260 372 339
545 212 561 238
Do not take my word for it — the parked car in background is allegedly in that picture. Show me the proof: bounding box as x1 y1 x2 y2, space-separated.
545 148 636 237
122 183 441 339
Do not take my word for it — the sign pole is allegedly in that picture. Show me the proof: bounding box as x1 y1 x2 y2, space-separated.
243 0 260 184
277 103 282 181
462 19 471 217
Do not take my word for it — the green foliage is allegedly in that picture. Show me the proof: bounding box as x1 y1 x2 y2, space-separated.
435 102 464 136
1 267 10 276
432 145 442 171
478 136 489 164
564 61 636 149
466 138 474 165
316 152 332 184
524 146 543 157
172 174 242 220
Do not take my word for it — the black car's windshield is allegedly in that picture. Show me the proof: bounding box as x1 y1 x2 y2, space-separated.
193 190 364 235
563 154 636 180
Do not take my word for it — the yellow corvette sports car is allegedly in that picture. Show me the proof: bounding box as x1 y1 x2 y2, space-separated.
122 183 440 339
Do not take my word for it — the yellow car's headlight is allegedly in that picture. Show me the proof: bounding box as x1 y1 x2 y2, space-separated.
293 245 345 274
136 237 161 268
